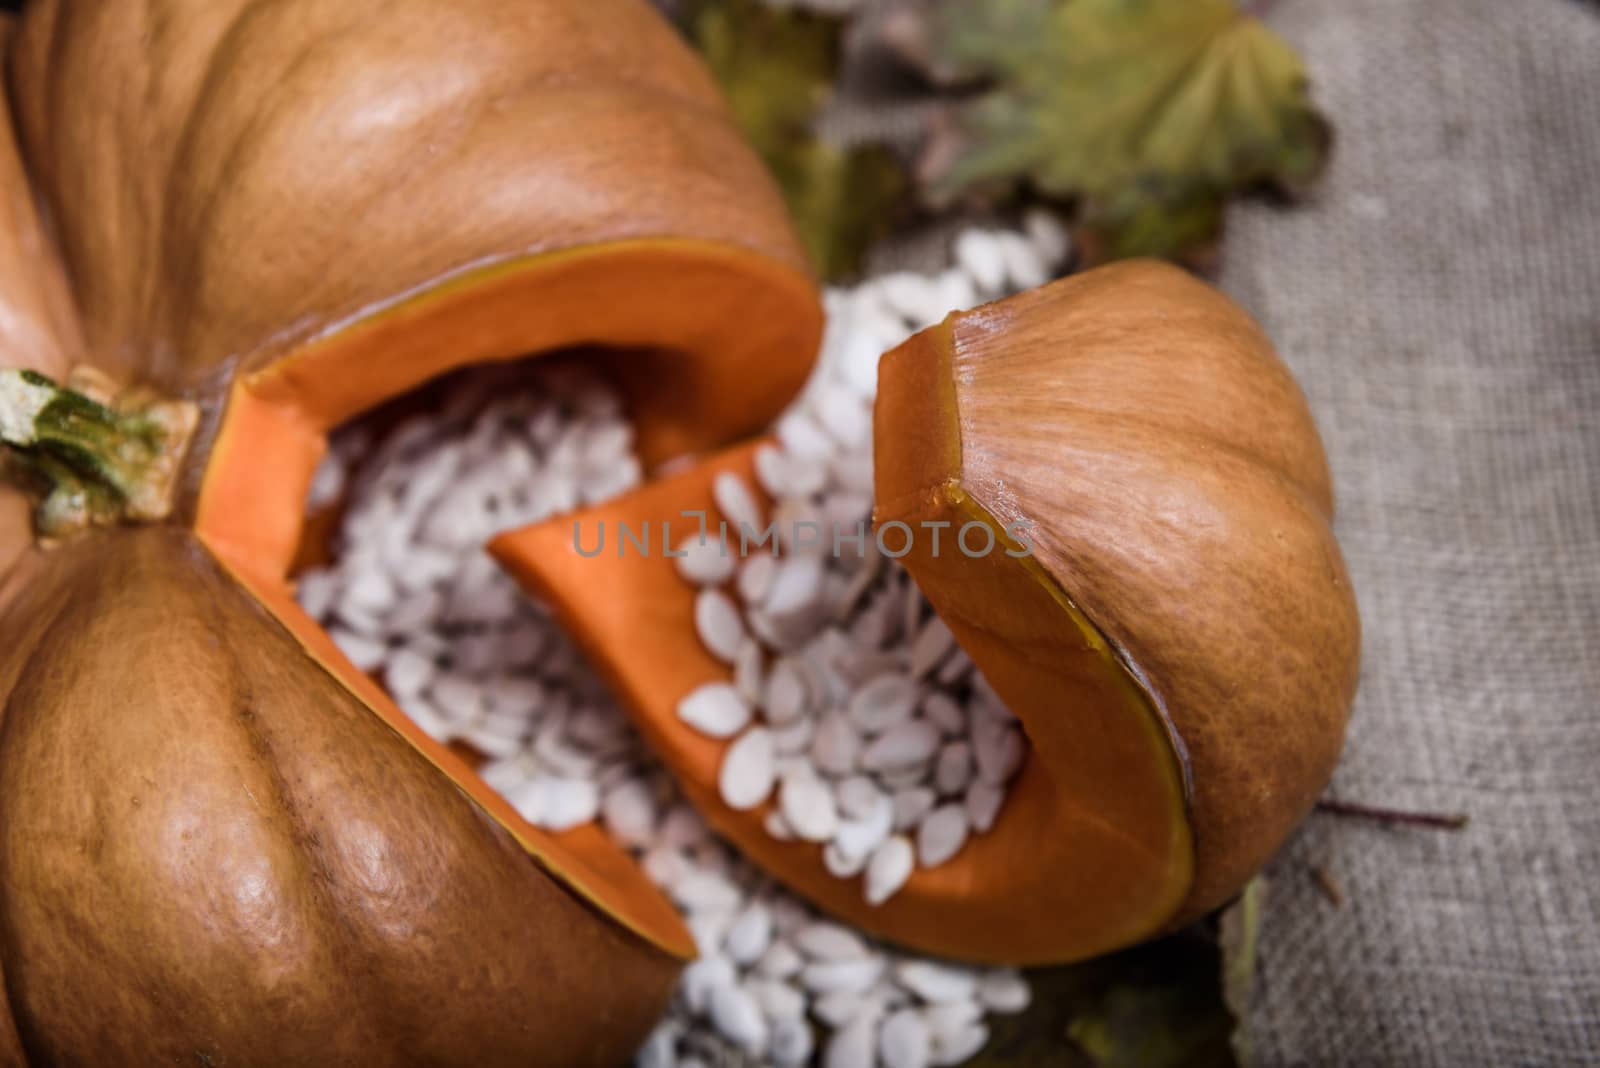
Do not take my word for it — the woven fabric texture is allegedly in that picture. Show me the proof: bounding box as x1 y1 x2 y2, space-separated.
1216 1 1600 1064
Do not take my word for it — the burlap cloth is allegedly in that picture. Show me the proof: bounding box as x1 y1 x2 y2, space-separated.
831 0 1600 1063
1217 2 1600 1064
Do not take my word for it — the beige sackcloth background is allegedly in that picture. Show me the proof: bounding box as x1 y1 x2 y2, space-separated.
1219 1 1599 1064
829 0 1600 1063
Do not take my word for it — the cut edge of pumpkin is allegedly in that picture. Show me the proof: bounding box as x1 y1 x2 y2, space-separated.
194 236 822 584
871 319 1197 952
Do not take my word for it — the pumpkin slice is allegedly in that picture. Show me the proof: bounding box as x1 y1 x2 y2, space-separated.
494 262 1360 964
877 262 1358 923
491 444 1192 964
0 528 682 1066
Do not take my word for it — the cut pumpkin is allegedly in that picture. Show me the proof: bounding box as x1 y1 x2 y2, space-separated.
878 262 1358 923
492 443 1192 964
495 261 1359 964
0 0 824 1062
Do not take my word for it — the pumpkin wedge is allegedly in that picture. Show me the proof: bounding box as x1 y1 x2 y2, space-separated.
877 262 1359 924
0 0 823 1062
493 262 1359 964
493 443 1192 964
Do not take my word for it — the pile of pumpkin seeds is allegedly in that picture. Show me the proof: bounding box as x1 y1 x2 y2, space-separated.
300 220 1069 1068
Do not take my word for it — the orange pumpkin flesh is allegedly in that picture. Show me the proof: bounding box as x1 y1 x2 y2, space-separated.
197 240 818 587
494 261 1359 964
491 444 1192 965
0 0 827 1059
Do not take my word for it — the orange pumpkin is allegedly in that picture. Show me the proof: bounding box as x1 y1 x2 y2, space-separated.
494 262 1359 964
0 1 821 1063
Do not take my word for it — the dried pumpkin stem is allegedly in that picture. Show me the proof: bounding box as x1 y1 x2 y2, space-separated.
0 368 199 538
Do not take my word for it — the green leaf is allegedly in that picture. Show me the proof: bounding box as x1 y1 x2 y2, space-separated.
675 0 908 280
929 0 1330 262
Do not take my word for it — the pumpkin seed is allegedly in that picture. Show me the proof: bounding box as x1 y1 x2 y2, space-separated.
718 727 777 811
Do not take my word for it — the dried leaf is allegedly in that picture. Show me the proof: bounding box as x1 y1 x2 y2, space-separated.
966 934 1237 1068
675 0 908 279
1218 877 1266 1066
926 0 1330 262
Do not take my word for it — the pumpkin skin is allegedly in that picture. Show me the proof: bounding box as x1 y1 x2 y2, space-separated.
0 0 824 1061
0 57 78 601
875 261 1359 925
493 262 1360 964
9 0 822 583
0 529 680 1067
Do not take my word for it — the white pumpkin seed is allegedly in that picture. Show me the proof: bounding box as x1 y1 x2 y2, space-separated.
724 903 773 965
978 971 1032 1013
879 1008 932 1068
675 533 736 586
713 471 764 535
801 958 884 995
862 720 941 772
895 961 979 1004
916 804 970 869
737 553 777 605
892 787 937 832
770 1017 814 1068
795 922 870 960
848 673 918 734
954 229 1007 293
677 683 752 738
694 588 746 664
719 728 777 811
934 741 974 796
965 780 1006 834
779 771 839 842
812 711 862 776
765 658 812 724
865 836 915 905
709 983 767 1053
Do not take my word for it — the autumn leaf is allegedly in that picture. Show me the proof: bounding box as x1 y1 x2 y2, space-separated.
672 0 908 280
924 0 1330 263
957 933 1237 1068
1218 877 1266 1066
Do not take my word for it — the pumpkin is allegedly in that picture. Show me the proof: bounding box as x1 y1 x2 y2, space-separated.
493 261 1360 964
0 0 822 1062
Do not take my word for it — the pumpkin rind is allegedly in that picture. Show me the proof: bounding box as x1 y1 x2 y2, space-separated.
878 260 1360 922
0 529 681 1066
9 0 813 389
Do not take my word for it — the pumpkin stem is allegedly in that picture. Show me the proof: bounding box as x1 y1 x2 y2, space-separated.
0 367 199 538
